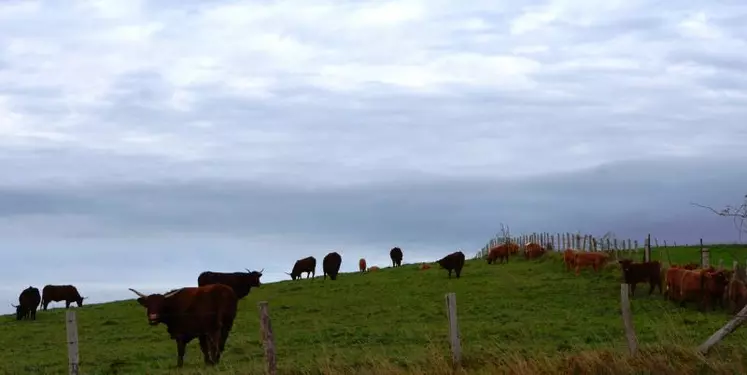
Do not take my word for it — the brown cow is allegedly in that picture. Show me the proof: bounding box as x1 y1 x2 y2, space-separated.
41 285 86 310
702 270 730 311
129 284 238 368
197 269 263 300
486 244 509 264
618 259 662 297
419 263 431 270
436 251 465 279
573 252 609 275
726 277 747 314
506 242 520 255
12 286 40 321
390 247 403 267
677 269 708 310
286 256 316 280
359 258 367 273
562 249 578 271
524 242 546 260
367 266 380 272
323 251 342 280
665 265 687 300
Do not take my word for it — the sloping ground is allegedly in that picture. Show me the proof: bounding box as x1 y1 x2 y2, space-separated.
1 245 746 374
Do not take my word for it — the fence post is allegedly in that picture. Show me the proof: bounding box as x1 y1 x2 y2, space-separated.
620 284 638 355
700 239 710 268
445 293 461 368
644 234 651 262
258 301 277 375
66 310 79 375
698 303 747 354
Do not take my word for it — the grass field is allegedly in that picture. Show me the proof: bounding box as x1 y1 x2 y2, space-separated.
2 244 747 374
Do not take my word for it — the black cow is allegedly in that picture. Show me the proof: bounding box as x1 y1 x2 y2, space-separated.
129 284 238 368
41 285 86 310
323 252 342 280
286 256 316 280
12 286 41 321
436 251 465 279
390 247 403 267
618 259 662 297
197 268 263 299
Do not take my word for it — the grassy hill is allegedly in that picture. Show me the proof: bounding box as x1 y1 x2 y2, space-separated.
2 244 747 374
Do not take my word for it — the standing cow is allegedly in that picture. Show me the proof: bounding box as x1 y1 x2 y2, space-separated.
286 256 317 280
323 252 342 280
436 251 465 279
390 247 403 267
486 244 510 264
358 258 367 273
12 286 41 321
197 268 264 300
41 285 85 310
129 285 238 368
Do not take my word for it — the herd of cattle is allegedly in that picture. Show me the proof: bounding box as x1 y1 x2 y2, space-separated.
487 241 747 314
8 246 468 368
11 239 743 369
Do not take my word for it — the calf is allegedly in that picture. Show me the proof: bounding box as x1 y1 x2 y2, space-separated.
524 242 546 260
573 252 609 275
436 251 465 279
618 259 662 297
367 266 380 272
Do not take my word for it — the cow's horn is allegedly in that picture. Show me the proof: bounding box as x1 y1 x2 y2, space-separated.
128 288 147 298
245 268 251 273
163 289 180 298
259 268 264 273
10 303 17 308
284 272 291 276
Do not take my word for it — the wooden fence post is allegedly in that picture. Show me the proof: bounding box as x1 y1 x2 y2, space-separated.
258 301 277 375
700 239 710 268
66 310 79 375
445 293 461 368
620 284 638 355
644 234 651 262
698 303 747 354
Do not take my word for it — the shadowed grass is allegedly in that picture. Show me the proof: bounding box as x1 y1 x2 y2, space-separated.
1 244 747 374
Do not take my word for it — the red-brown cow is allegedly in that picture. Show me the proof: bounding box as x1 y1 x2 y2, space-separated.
524 242 546 260
359 258 367 273
677 269 707 310
368 266 380 272
419 263 431 270
486 245 510 264
129 284 238 368
506 242 520 255
726 278 747 315
563 249 578 271
573 252 609 275
41 285 86 310
665 265 687 300
702 270 730 311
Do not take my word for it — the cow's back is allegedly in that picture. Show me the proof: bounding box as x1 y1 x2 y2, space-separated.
167 285 238 333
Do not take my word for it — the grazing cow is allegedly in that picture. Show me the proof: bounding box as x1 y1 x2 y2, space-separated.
286 256 316 280
563 249 578 271
197 269 263 300
12 286 40 321
726 277 747 314
524 242 546 260
573 252 609 275
323 252 343 280
505 242 520 255
436 251 465 279
486 244 510 264
419 263 431 270
359 258 367 273
390 247 403 267
41 285 85 310
129 284 238 368
367 266 380 272
618 259 662 297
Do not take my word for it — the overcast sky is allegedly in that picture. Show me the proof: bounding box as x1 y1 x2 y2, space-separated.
1 0 746 314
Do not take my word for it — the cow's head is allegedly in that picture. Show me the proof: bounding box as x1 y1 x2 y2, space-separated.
128 288 179 326
618 259 634 274
245 268 264 287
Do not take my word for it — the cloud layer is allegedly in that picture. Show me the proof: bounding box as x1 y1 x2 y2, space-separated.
1 0 746 312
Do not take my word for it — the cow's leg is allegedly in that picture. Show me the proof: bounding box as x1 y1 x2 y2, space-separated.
629 282 636 296
198 335 213 365
208 330 222 364
65 301 70 309
456 268 462 279
176 339 187 368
